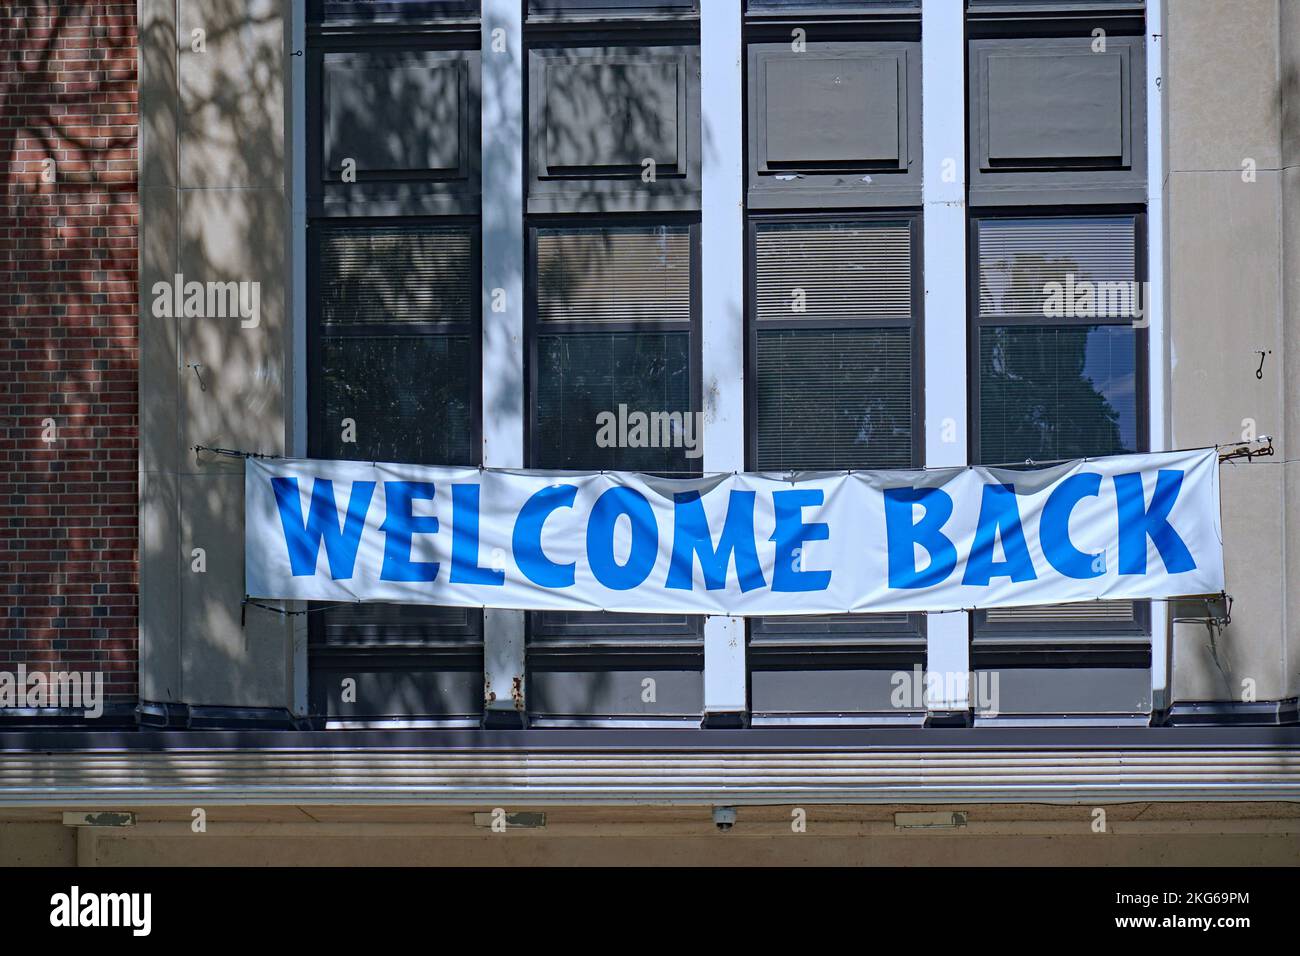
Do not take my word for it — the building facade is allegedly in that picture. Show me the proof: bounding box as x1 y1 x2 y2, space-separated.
1 0 1299 865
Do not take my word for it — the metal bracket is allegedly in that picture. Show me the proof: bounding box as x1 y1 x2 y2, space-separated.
1218 436 1273 464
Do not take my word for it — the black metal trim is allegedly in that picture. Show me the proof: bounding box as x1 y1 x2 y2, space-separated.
966 209 1151 656
136 703 306 730
1167 699 1300 728
3 724 1299 753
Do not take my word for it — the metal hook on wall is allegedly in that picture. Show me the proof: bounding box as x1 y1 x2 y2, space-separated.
1255 350 1271 380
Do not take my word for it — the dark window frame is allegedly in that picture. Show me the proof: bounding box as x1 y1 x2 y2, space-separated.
523 213 706 653
967 207 1151 651
525 213 704 475
744 209 925 475
307 214 485 467
743 211 927 721
305 216 486 725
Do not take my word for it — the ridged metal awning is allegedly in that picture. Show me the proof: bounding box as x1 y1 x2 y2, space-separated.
2 728 1299 806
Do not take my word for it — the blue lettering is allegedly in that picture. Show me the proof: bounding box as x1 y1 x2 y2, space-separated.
962 483 1037 586
770 489 831 592
1041 473 1104 579
450 484 503 586
512 485 578 588
587 487 658 591
1115 470 1196 575
666 490 765 592
380 481 439 582
884 487 956 589
272 476 374 579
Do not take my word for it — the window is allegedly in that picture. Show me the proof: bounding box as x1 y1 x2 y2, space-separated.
313 223 479 465
969 213 1151 720
307 222 484 725
531 224 697 472
747 216 925 723
525 221 704 725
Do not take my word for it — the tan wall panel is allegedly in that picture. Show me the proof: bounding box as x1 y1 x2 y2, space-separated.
139 0 294 712
177 0 286 190
1167 0 1281 172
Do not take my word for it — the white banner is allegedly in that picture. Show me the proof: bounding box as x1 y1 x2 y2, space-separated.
245 449 1225 616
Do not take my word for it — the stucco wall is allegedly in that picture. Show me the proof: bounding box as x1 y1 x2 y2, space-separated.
1166 0 1300 708
138 0 295 713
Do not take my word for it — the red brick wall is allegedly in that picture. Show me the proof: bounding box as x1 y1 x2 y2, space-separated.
0 1 138 707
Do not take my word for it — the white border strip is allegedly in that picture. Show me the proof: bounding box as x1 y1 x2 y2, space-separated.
1146 0 1170 716
699 1 747 718
921 0 970 711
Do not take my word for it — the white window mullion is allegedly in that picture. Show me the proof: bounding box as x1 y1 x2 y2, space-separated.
481 0 527 725
700 0 747 723
921 0 971 716
1146 0 1170 718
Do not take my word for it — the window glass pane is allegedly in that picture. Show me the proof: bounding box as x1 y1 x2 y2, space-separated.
755 221 911 323
977 217 1137 320
537 226 690 325
536 330 692 472
755 327 912 470
978 324 1136 465
321 334 475 465
320 224 473 326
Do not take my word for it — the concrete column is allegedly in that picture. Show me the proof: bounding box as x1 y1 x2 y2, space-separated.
700 0 747 723
1166 0 1293 711
139 0 295 715
480 0 527 725
920 0 970 716
1145 0 1171 717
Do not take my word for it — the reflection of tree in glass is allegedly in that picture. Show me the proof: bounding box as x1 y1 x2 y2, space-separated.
980 326 1133 465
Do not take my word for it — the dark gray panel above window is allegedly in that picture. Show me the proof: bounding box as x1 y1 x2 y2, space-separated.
968 0 1142 12
971 667 1150 720
528 45 700 213
527 663 703 725
748 42 920 208
309 650 484 725
747 0 920 14
311 0 480 23
968 36 1145 205
529 0 698 18
545 61 682 172
312 49 480 217
325 64 464 174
